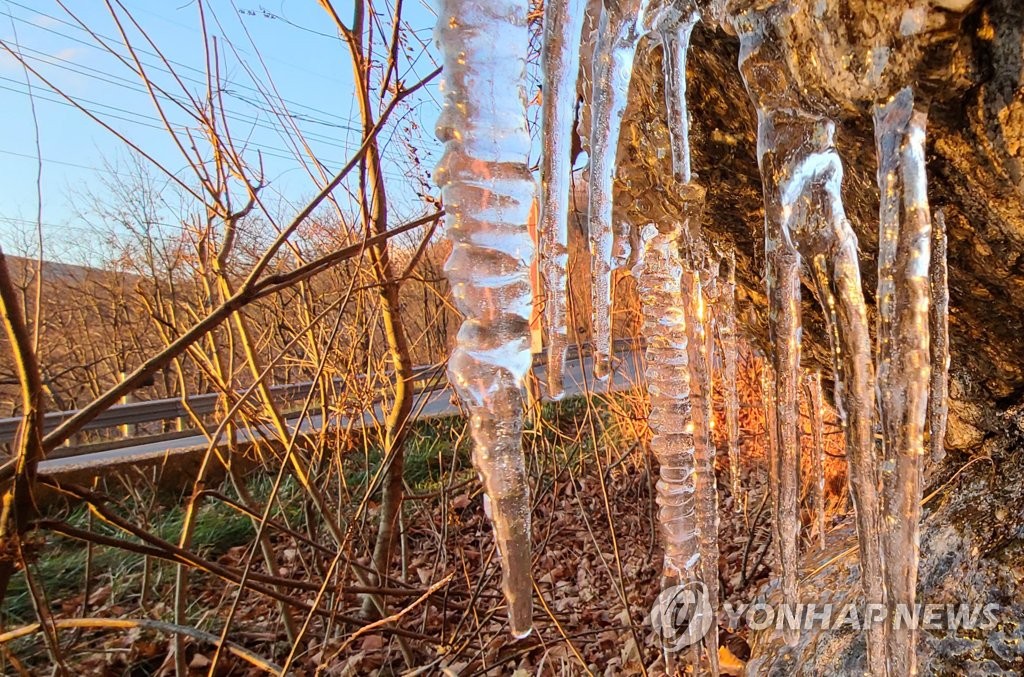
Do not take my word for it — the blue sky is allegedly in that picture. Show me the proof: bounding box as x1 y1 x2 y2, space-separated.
0 1 449 264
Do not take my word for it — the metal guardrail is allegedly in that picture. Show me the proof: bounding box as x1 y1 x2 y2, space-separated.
0 339 642 446
0 365 446 443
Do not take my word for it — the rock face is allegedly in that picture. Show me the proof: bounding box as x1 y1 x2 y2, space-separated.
744 443 1024 674
606 0 1024 672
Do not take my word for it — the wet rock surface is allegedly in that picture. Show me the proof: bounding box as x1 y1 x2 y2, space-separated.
606 0 1024 671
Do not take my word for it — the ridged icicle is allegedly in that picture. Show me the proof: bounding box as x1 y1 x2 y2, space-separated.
928 209 950 468
634 223 702 672
874 86 932 677
587 0 648 379
679 215 721 677
735 10 884 661
540 0 587 400
805 370 827 550
434 0 535 638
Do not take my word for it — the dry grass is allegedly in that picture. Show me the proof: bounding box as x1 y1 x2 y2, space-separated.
1 335 856 674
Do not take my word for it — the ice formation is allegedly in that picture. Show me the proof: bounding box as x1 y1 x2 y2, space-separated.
679 217 722 677
760 361 778 569
929 209 950 467
735 22 805 644
635 225 699 584
874 86 932 677
646 1 700 183
540 0 587 400
722 252 742 505
809 253 847 425
433 0 535 638
634 223 706 673
805 370 827 549
587 0 650 379
701 254 721 391
443 0 945 667
734 7 885 663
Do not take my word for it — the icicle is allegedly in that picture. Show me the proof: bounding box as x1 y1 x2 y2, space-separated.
805 370 827 550
759 126 804 649
647 1 699 183
928 209 950 467
759 360 779 570
722 252 742 506
587 0 648 379
634 223 703 674
808 254 847 425
679 216 721 677
874 86 932 677
735 10 885 665
540 0 587 401
433 0 535 638
702 254 721 396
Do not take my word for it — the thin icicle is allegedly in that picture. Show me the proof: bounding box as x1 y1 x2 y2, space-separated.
735 10 884 663
647 1 699 183
702 254 721 400
762 147 803 649
928 209 950 467
722 252 742 507
805 370 827 550
808 254 847 425
434 0 535 638
760 360 779 572
679 217 721 677
587 0 648 379
874 86 932 677
634 223 702 673
540 0 587 401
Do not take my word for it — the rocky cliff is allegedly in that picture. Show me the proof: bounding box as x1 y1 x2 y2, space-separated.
606 0 1024 672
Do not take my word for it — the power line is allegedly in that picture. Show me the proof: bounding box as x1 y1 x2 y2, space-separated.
1 1 435 140
0 11 439 175
0 78 430 184
0 146 159 177
3 2 346 123
0 3 441 219
8 47 394 159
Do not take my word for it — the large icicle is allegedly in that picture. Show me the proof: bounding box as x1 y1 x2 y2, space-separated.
735 9 885 665
634 223 702 673
434 0 535 638
805 370 827 550
764 175 802 649
587 0 648 379
747 97 805 649
874 86 932 677
539 0 587 400
722 252 742 506
679 216 721 677
928 209 950 467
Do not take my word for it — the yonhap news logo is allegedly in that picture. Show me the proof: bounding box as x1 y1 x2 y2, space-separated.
648 581 714 651
649 582 1000 649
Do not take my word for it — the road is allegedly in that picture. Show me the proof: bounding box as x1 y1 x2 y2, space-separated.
39 350 642 477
